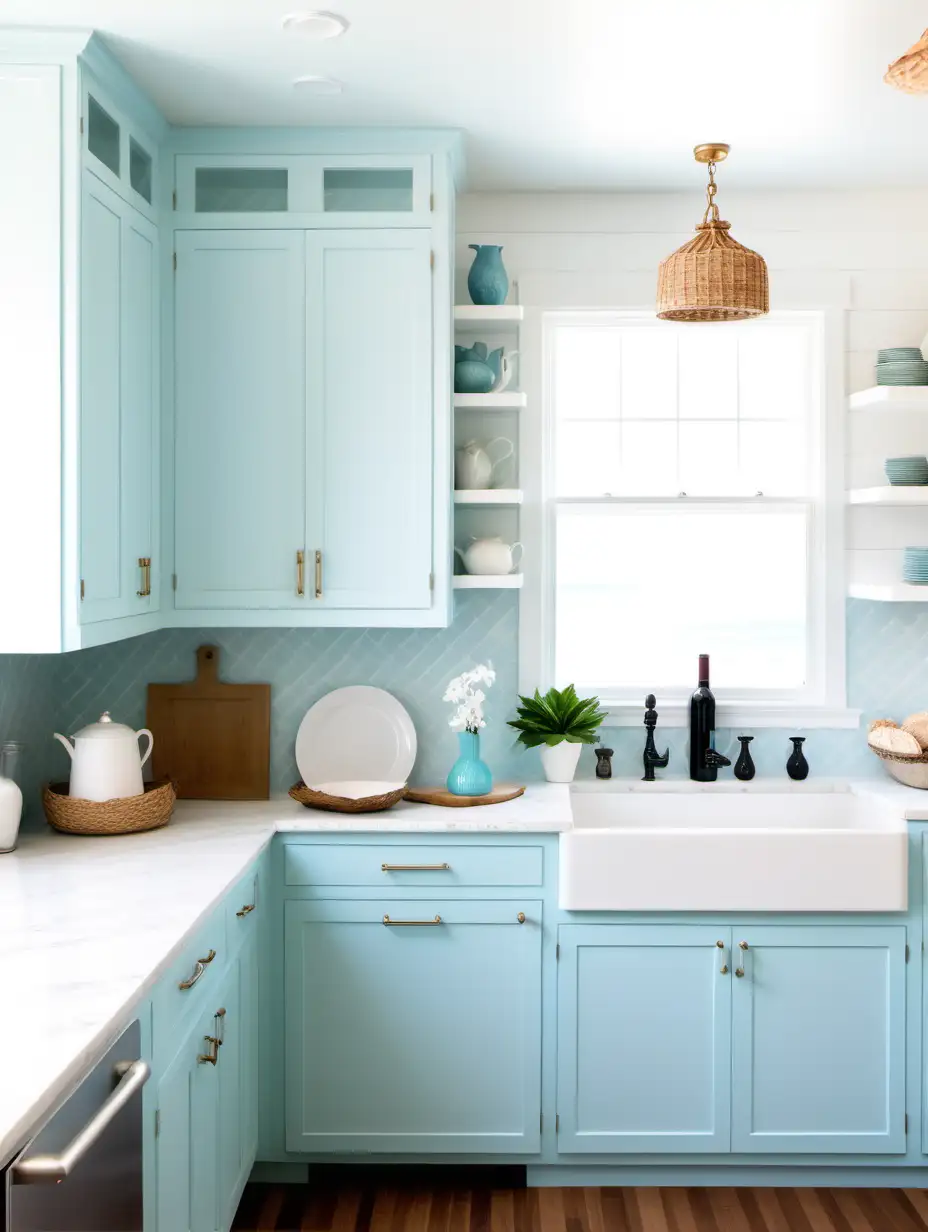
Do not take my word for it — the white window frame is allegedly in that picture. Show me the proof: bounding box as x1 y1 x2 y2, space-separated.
517 285 856 729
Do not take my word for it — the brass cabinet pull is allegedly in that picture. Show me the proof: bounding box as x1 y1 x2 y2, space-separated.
136 557 151 598
178 948 216 990
381 863 450 872
735 940 749 978
382 914 442 927
314 549 323 599
236 903 256 917
296 550 305 596
517 912 526 924
197 1036 219 1066
717 939 729 975
215 1007 226 1046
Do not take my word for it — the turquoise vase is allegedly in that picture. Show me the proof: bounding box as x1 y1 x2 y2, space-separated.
467 244 509 306
446 730 493 797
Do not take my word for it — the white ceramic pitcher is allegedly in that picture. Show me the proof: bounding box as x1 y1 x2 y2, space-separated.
54 712 154 802
455 537 523 576
455 438 514 490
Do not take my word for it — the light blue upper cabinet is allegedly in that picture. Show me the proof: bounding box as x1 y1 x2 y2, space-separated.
173 231 308 609
284 899 542 1154
80 173 160 625
730 925 906 1154
557 925 733 1153
82 72 158 222
306 230 433 610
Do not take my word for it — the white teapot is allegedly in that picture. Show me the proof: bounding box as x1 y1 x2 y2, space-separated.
455 536 523 576
54 712 154 802
455 438 514 490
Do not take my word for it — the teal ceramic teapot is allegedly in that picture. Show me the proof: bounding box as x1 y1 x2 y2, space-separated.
454 343 495 394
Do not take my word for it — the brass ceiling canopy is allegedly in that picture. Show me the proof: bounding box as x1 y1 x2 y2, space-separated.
656 143 769 323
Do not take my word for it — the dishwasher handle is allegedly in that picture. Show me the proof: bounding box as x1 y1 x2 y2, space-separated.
11 1059 151 1185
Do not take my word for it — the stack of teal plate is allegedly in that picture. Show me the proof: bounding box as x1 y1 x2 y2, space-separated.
885 455 928 485
876 347 928 385
904 547 928 584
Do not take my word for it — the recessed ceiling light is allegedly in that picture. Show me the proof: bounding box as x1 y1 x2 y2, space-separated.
282 11 350 39
292 74 343 94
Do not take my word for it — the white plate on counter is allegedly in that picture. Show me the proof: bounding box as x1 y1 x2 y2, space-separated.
295 686 417 786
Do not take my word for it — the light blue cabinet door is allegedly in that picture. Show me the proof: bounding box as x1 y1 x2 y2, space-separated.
285 899 542 1153
305 230 433 610
216 940 260 1231
557 925 732 1154
80 175 123 623
174 231 307 609
121 208 159 612
731 925 906 1154
80 174 159 624
155 1003 218 1232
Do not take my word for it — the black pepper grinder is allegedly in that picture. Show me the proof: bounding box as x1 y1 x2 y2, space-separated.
786 736 809 780
734 736 755 781
595 746 614 779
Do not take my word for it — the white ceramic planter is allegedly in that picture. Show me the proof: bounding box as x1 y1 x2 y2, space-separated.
540 741 582 784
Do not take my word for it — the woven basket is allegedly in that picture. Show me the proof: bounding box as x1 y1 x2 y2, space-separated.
43 780 176 835
289 781 406 813
885 28 928 94
869 744 928 789
657 220 769 322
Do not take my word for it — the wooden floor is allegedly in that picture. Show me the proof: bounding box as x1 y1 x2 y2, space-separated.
232 1178 928 1231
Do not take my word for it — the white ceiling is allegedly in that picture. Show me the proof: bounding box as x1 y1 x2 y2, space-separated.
7 0 928 190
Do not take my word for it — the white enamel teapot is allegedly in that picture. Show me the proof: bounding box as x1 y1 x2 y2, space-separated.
455 536 523 576
54 712 154 802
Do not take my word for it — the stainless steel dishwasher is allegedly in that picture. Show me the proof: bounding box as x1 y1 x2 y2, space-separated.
2 1020 149 1232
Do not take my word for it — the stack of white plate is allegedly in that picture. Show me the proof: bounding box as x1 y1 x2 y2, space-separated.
876 347 928 386
295 686 417 797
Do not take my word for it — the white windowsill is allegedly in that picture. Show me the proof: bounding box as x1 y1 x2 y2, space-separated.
599 701 862 729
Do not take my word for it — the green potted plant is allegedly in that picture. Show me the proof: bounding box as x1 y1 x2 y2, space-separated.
508 685 608 783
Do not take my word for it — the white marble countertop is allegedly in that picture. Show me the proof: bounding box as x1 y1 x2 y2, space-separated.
0 785 570 1165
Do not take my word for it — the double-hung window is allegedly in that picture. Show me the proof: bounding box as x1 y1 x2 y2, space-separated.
540 309 845 721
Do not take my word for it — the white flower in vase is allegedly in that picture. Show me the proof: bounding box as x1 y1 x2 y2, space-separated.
443 664 496 734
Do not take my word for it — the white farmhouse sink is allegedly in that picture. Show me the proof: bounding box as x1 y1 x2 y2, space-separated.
560 782 908 912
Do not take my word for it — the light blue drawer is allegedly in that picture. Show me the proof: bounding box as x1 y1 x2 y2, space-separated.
284 842 544 888
152 907 227 1062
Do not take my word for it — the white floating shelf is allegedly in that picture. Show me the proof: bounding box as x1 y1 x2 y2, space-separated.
453 574 524 589
454 392 527 410
849 583 928 602
454 305 524 326
454 489 523 506
847 486 928 505
849 387 928 411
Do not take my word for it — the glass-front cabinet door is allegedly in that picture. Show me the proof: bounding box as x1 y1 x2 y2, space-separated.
174 154 431 220
82 75 158 220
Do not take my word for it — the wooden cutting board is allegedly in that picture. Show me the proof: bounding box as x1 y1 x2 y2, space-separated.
147 645 271 800
403 784 525 808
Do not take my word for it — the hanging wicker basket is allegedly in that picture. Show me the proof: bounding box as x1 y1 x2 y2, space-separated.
885 28 928 94
657 220 769 322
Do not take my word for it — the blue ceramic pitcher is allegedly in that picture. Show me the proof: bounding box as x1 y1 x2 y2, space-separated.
454 343 495 393
467 244 509 306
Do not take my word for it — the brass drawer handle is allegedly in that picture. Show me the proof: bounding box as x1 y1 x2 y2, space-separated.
236 903 256 917
197 1036 220 1066
215 1007 226 1046
178 948 216 990
717 939 729 975
314 549 323 599
136 557 151 598
296 550 305 597
382 914 442 927
517 912 526 924
381 862 450 872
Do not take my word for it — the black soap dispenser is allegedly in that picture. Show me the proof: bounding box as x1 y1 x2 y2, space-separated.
786 736 809 780
734 736 755 781
595 746 614 779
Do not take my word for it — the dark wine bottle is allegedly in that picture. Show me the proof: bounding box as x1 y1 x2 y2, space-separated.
689 653 716 781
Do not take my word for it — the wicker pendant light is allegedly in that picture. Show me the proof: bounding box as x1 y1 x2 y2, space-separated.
657 144 769 323
885 28 928 93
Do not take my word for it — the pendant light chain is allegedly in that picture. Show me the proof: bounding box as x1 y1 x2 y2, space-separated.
703 160 721 225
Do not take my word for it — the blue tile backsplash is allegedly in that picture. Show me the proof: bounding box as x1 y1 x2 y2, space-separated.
3 595 927 829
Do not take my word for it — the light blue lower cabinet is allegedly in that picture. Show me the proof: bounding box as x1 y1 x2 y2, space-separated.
284 898 542 1154
556 925 733 1153
730 925 907 1155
